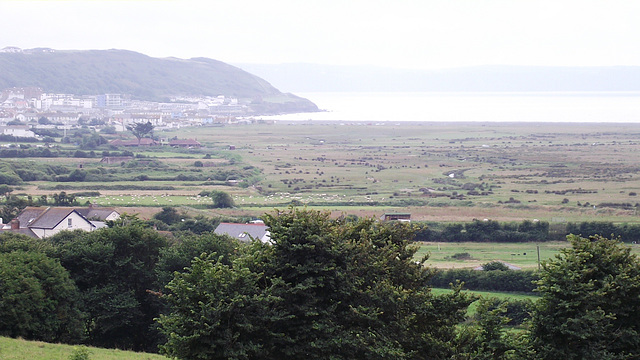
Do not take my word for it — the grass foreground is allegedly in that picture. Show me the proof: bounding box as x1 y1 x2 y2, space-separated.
0 337 170 360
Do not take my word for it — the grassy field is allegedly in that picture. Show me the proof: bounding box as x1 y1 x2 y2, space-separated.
6 121 640 223
0 337 169 360
417 240 640 269
431 287 538 301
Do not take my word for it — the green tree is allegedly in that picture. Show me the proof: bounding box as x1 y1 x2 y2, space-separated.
482 261 510 271
0 251 85 343
0 164 23 185
0 184 12 198
52 191 77 206
453 298 520 360
0 194 31 222
530 235 640 359
0 232 56 255
208 190 235 208
156 232 239 286
159 208 473 360
53 225 169 351
126 121 154 145
153 206 183 225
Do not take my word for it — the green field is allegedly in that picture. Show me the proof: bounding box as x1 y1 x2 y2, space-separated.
416 240 640 269
6 121 640 223
431 287 538 301
0 337 169 360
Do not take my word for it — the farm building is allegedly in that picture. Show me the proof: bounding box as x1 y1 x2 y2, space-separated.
100 156 134 164
109 138 158 146
169 139 201 148
380 213 411 222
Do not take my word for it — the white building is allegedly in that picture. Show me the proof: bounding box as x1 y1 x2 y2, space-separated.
0 125 36 138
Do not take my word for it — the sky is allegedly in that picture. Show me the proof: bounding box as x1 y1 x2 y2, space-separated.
1 0 640 70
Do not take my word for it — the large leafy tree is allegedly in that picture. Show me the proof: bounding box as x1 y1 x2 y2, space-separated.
530 235 640 360
53 225 169 351
126 121 154 145
0 250 85 343
159 208 473 360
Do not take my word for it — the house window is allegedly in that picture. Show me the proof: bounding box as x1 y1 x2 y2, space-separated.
68 218 72 228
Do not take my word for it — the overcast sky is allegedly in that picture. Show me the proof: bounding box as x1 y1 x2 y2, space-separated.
2 0 639 70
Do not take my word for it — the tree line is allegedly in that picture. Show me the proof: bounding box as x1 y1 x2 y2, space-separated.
414 219 640 243
0 208 639 359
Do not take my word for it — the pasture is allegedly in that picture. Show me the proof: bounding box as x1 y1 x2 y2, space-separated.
6 121 640 223
0 337 169 360
417 240 640 269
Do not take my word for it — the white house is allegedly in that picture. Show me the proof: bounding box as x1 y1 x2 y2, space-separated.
9 207 96 238
2 206 120 239
0 125 36 138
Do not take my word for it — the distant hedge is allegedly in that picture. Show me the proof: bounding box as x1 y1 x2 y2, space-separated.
565 221 640 243
429 269 539 293
414 220 640 243
415 219 549 243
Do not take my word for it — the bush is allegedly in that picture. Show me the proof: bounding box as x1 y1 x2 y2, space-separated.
0 165 23 185
0 251 85 343
206 190 235 208
481 261 510 271
68 346 91 360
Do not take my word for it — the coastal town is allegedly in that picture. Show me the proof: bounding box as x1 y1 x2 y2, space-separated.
0 85 270 140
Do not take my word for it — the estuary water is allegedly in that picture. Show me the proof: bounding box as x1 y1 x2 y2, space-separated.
259 92 640 123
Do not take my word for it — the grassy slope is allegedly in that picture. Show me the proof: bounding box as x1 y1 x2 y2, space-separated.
0 337 169 360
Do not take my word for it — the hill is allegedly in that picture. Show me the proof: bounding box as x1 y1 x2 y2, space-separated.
0 48 318 114
236 63 640 93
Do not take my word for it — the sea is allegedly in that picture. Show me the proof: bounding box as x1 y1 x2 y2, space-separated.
258 92 640 123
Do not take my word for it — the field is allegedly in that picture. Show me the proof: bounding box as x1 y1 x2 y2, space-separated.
416 240 640 269
0 337 169 360
6 121 640 223
417 241 566 269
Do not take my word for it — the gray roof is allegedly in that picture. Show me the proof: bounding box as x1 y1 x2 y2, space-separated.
214 223 270 243
75 207 118 221
29 208 80 229
16 207 94 230
16 206 47 227
16 206 116 229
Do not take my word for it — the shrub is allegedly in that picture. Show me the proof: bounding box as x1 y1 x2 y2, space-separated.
481 261 510 271
209 190 235 208
68 346 91 360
